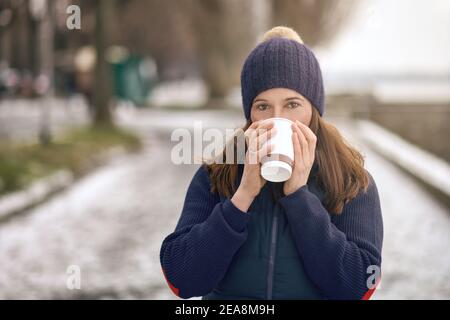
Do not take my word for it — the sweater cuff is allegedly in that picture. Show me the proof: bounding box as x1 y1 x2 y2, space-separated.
221 198 251 232
278 183 330 224
278 184 317 216
279 184 310 203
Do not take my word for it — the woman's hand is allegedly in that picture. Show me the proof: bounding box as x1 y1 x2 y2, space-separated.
231 120 276 212
283 120 317 196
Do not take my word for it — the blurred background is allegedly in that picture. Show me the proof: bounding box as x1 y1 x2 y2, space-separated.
0 0 449 300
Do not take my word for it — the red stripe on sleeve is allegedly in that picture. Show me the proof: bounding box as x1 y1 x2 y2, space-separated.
161 267 180 297
361 276 381 300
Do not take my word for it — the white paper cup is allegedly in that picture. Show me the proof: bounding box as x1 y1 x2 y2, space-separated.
259 117 294 182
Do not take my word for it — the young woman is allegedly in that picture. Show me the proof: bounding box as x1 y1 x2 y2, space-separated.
160 26 383 300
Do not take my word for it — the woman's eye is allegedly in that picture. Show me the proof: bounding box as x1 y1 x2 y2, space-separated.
257 104 269 111
287 102 301 109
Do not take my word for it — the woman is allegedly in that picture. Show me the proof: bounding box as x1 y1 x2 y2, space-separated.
160 26 383 300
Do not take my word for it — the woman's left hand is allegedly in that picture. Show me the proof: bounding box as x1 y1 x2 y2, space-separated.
283 120 317 196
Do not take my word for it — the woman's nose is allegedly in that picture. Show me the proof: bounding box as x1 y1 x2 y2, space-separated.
273 108 282 118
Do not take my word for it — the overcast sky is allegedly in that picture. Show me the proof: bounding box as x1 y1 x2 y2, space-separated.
316 0 450 77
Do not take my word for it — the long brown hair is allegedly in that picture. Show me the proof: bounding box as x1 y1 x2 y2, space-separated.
203 107 369 215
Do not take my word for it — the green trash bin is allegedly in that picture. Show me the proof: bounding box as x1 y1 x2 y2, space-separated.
111 53 157 106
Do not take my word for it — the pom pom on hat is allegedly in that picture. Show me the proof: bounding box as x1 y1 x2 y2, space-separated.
261 26 304 44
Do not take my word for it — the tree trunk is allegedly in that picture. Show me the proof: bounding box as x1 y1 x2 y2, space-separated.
94 0 113 125
191 0 258 108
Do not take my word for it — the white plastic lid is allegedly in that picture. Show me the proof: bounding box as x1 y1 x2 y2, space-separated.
261 160 292 182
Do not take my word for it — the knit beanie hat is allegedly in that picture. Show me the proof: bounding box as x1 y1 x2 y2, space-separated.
240 26 325 119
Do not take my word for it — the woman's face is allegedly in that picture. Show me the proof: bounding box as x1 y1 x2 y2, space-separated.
250 87 312 126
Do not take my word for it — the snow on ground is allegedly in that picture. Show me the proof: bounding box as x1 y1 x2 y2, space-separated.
0 129 187 299
0 96 89 143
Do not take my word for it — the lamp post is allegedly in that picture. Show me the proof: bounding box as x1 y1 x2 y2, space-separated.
30 0 55 145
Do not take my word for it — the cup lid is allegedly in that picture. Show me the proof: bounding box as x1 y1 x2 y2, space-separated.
261 160 292 182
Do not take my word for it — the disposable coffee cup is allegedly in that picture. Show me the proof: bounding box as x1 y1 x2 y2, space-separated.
260 117 294 182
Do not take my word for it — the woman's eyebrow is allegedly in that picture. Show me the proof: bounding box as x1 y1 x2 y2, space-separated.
253 96 305 104
285 96 305 102
253 98 268 103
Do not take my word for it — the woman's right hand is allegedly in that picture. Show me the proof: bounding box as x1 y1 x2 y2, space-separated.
231 120 276 212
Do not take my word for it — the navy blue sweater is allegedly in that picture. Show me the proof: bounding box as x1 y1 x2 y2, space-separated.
160 165 383 299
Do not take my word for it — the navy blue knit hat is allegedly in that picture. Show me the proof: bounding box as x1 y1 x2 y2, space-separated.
240 26 325 119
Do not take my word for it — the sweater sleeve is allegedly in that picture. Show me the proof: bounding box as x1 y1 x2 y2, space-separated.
278 171 383 300
159 165 251 299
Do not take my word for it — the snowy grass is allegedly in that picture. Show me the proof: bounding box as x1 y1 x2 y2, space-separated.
0 124 141 196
